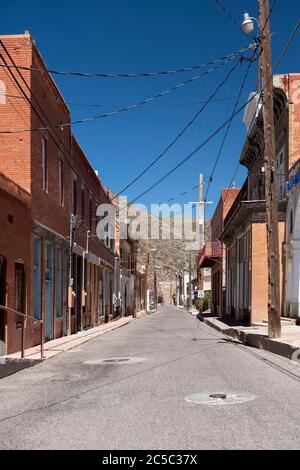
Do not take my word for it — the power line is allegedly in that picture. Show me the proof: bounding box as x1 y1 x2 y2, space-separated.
0 46 256 134
0 40 107 206
213 0 247 35
221 17 299 215
65 96 239 109
204 53 255 202
127 55 260 206
126 15 298 208
0 91 239 108
112 59 241 200
222 160 241 211
165 177 209 203
213 0 277 37
0 45 255 78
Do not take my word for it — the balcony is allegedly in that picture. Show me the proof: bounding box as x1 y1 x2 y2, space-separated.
198 241 222 268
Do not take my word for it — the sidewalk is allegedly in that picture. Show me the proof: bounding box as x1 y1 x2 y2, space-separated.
6 311 145 361
200 315 300 361
188 307 199 316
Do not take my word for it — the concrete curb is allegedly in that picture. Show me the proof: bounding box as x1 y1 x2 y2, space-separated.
0 358 43 379
188 309 199 317
203 317 300 360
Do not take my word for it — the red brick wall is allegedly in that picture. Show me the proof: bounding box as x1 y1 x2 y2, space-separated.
211 189 240 241
288 74 300 168
251 221 285 323
0 35 32 191
0 173 32 354
0 34 115 352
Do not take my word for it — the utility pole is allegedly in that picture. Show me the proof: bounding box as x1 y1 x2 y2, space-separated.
132 242 138 318
153 258 157 311
199 174 204 312
259 0 281 338
67 214 77 335
188 251 192 309
81 230 90 328
143 238 149 314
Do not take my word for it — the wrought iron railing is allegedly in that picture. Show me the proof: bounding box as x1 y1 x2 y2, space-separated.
0 305 44 360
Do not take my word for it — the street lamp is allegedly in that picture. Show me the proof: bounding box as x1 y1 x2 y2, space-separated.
241 12 259 34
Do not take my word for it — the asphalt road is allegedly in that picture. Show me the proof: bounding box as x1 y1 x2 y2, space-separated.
0 306 300 450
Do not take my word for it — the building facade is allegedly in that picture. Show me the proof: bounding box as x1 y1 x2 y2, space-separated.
198 189 239 316
0 33 116 353
285 158 300 318
0 172 32 354
220 74 300 324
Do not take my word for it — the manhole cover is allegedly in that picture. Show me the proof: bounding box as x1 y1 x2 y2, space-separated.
84 357 146 365
185 392 256 406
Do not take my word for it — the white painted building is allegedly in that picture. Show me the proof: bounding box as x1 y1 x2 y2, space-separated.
285 159 300 318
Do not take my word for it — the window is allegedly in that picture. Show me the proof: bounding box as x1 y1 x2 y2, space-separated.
59 160 64 206
15 262 25 326
56 247 62 317
237 231 251 320
73 178 77 215
81 188 85 221
33 238 41 320
41 138 48 191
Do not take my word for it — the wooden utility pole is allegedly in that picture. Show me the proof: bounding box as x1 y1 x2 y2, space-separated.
132 241 138 318
198 174 204 311
188 250 192 309
143 238 149 314
259 0 281 338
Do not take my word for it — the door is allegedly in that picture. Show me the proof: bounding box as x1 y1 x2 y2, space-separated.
0 256 6 342
63 250 68 336
76 255 82 332
45 244 54 340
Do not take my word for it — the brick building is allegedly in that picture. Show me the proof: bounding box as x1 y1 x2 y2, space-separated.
285 158 300 318
0 172 32 354
197 188 239 316
0 32 115 353
220 74 300 324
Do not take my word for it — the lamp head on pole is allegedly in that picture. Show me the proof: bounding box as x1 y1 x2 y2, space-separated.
242 12 254 34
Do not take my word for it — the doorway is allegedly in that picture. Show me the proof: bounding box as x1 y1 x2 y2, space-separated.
45 244 54 340
0 256 6 342
75 255 82 332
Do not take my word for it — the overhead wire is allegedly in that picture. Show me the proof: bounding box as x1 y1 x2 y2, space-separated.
0 44 256 78
203 53 256 202
126 50 260 206
112 58 242 200
0 46 256 134
132 10 297 211
0 40 106 206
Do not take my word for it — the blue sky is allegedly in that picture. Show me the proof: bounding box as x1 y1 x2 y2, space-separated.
2 0 300 217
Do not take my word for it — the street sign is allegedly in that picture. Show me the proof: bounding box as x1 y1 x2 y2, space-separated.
196 290 204 299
